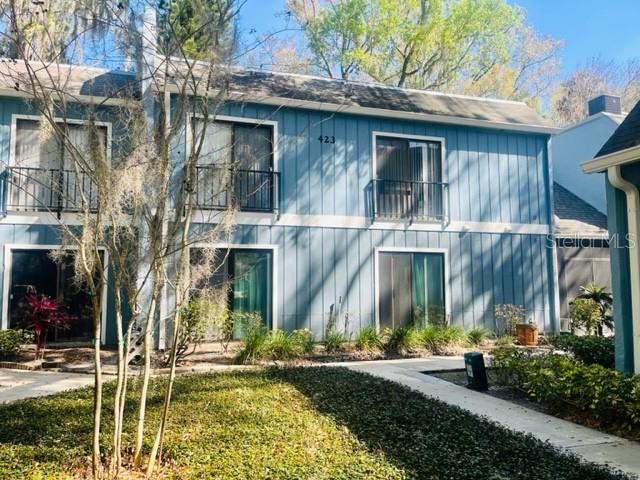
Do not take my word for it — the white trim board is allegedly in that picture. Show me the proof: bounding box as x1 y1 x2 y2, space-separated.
190 212 551 235
373 246 450 331
188 242 279 331
1 244 109 345
0 210 551 236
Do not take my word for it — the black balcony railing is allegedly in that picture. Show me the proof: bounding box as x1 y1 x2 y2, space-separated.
0 167 98 215
194 166 279 213
369 179 449 223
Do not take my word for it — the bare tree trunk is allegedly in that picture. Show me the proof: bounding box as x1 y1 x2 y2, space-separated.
92 302 103 480
109 280 125 476
146 200 195 476
133 280 160 467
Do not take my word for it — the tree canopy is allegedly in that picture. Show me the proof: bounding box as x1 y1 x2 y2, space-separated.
281 0 561 107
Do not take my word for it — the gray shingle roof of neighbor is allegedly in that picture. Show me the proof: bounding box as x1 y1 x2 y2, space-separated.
0 59 138 99
596 99 640 157
553 182 608 238
160 59 556 132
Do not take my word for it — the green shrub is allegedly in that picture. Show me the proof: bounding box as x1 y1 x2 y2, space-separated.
467 327 490 346
545 334 615 368
491 347 640 432
418 325 467 355
494 304 524 335
495 334 516 346
325 329 349 353
290 328 315 355
175 298 224 363
0 329 32 358
569 298 602 335
355 326 382 351
261 330 298 360
384 326 421 355
234 314 268 364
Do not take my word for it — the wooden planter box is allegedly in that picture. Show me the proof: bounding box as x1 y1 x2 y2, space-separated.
516 324 538 346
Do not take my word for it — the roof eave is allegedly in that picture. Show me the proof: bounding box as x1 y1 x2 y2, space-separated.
581 144 640 173
0 87 133 106
164 85 558 135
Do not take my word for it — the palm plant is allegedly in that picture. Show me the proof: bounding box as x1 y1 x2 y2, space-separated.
576 282 613 332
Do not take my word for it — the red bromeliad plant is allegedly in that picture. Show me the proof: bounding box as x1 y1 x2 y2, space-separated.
18 293 69 360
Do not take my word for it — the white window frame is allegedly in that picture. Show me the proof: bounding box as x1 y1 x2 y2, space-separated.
7 114 113 220
371 131 446 184
1 244 109 345
188 242 279 330
10 113 113 167
373 246 450 331
186 113 279 173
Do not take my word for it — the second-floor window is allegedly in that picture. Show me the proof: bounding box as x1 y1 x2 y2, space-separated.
373 135 445 222
10 119 107 212
193 118 276 212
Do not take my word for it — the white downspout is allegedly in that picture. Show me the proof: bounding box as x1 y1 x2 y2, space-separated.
608 165 640 373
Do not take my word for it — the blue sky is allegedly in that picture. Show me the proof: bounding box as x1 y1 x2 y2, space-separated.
238 0 640 77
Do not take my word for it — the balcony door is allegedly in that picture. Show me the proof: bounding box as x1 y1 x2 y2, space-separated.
378 251 446 329
375 135 442 221
11 119 106 212
194 118 275 211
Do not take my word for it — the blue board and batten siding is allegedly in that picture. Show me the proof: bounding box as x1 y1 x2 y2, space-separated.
183 101 556 335
0 91 555 343
0 97 120 344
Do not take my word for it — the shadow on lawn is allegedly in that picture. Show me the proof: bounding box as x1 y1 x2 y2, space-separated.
267 366 632 480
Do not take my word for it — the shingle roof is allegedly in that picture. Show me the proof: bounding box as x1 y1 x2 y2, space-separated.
596 100 640 157
0 57 555 132
162 59 555 132
553 182 608 238
0 59 138 99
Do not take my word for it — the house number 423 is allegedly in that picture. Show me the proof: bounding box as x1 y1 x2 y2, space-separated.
318 135 335 144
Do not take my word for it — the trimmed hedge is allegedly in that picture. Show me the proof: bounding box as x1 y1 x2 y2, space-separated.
545 334 615 368
492 347 640 433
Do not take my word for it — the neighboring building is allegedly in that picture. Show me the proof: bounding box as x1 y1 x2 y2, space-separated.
553 95 625 213
551 95 625 330
553 182 609 330
0 59 559 347
582 99 640 373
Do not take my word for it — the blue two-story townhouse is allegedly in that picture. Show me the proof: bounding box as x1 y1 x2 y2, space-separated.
0 59 558 347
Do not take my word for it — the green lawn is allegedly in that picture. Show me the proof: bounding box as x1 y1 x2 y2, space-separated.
0 367 632 479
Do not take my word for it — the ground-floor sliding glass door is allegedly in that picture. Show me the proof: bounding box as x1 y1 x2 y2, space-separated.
8 248 98 341
191 247 273 333
378 251 446 329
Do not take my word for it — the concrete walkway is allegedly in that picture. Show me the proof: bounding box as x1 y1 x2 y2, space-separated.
339 357 640 478
0 368 94 403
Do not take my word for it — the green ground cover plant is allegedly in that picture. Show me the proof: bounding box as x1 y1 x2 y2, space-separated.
0 368 631 479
